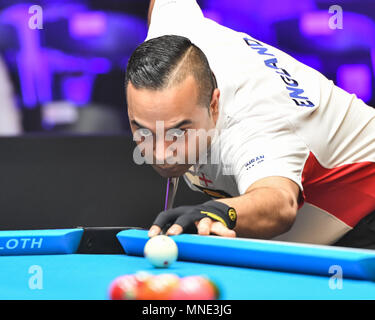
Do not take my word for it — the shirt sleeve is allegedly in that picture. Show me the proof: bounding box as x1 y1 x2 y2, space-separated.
219 116 310 195
146 0 205 40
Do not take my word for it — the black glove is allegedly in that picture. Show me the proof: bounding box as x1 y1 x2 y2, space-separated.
152 200 237 233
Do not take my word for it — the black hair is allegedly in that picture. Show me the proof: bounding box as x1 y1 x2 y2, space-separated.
125 35 216 107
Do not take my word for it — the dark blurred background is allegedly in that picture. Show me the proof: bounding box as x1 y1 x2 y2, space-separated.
0 0 374 135
0 0 374 230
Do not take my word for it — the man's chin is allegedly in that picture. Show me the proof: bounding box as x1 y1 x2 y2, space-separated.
152 164 190 178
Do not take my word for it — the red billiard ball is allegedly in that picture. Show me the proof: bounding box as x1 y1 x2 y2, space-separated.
109 274 138 300
137 273 180 300
108 272 152 300
170 276 219 300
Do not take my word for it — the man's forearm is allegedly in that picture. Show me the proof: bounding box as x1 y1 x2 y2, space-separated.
217 187 298 239
148 0 156 27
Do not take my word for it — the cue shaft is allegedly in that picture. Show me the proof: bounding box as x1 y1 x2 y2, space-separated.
164 177 179 210
160 177 180 235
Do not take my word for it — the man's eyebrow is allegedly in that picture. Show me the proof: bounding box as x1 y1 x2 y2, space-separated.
130 119 149 129
131 119 193 130
166 120 193 130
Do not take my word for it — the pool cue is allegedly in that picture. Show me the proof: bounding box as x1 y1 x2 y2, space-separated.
161 177 179 234
164 177 179 210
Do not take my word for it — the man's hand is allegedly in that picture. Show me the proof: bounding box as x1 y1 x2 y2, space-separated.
148 200 237 238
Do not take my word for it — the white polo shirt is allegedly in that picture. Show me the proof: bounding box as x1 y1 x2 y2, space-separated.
146 0 375 245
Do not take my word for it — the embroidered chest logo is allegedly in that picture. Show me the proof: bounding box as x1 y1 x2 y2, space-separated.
184 172 233 199
199 173 212 187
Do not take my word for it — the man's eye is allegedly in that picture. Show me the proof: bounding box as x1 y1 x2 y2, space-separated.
167 128 186 138
139 128 152 137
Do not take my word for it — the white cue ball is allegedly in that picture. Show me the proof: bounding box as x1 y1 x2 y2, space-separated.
144 235 178 268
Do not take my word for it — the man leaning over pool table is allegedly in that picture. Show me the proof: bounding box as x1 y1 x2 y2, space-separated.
124 0 375 249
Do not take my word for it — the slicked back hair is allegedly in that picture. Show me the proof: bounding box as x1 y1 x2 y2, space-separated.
125 35 216 108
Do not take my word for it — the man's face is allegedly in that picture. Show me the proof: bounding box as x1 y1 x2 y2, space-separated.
127 75 220 178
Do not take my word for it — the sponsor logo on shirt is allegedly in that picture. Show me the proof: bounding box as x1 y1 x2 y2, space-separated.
245 155 265 170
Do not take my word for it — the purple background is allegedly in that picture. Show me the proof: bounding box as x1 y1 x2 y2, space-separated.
0 0 374 135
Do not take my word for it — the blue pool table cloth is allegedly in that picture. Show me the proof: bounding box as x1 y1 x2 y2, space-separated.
0 228 374 299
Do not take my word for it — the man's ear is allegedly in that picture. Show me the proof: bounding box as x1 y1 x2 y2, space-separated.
148 0 156 27
210 88 220 121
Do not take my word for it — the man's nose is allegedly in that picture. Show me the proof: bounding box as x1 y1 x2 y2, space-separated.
155 138 180 164
154 139 169 164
